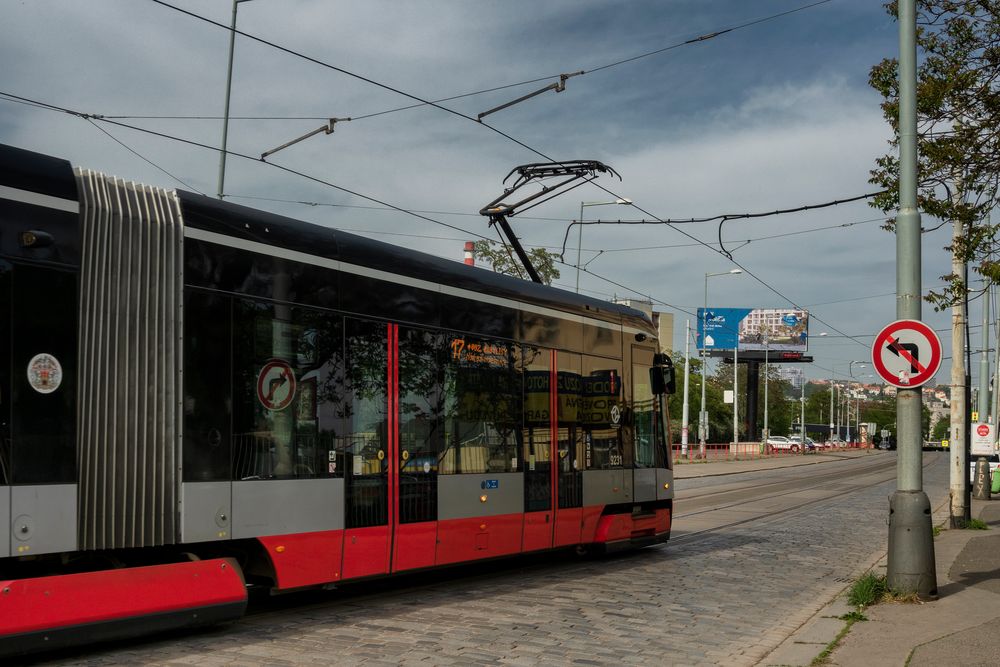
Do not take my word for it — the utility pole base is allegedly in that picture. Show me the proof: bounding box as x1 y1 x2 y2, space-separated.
973 458 991 500
887 490 938 599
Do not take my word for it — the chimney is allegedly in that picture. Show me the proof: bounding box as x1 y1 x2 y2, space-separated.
464 241 475 266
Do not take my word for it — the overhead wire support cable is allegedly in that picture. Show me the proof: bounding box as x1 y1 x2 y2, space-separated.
260 117 350 160
477 71 583 121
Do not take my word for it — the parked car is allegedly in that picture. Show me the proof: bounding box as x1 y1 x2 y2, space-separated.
788 435 816 451
824 436 847 449
765 435 800 453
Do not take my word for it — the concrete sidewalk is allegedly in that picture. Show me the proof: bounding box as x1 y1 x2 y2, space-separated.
760 498 1000 666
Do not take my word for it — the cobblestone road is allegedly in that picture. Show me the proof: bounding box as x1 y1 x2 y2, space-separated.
30 453 950 667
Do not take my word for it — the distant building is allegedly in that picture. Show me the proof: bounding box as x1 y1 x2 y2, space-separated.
779 366 805 389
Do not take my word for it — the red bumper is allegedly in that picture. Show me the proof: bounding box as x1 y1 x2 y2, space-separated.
0 558 247 657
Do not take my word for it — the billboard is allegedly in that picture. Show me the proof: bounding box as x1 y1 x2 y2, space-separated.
697 308 809 353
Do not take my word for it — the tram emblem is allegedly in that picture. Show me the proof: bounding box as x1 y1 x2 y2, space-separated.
27 353 62 394
256 360 297 411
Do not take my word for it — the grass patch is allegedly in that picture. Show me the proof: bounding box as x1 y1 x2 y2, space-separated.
932 525 942 537
960 518 989 530
838 610 868 622
811 617 859 666
847 572 887 608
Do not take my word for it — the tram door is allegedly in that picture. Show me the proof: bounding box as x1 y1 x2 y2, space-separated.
341 322 442 576
522 347 554 551
342 320 391 579
554 352 584 546
391 326 441 572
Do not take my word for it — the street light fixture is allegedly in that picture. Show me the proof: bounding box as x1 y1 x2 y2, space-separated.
700 268 742 456
576 199 631 293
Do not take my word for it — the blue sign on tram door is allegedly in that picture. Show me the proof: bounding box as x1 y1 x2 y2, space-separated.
481 479 499 490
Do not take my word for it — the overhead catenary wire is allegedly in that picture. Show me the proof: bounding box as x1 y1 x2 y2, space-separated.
150 0 866 348
0 92 492 242
1 88 870 351
108 1 832 125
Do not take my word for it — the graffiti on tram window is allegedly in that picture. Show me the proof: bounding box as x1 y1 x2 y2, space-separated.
443 335 519 474
449 336 509 367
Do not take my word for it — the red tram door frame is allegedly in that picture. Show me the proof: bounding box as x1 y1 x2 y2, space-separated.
388 323 438 572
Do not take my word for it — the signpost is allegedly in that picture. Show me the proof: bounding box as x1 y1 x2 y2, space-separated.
972 422 995 457
871 319 943 389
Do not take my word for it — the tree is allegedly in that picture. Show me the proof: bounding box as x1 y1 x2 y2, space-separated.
472 240 561 285
931 415 950 440
869 1 1000 308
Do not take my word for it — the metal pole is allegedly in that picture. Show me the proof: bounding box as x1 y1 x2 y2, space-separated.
994 282 1000 429
700 275 708 457
800 377 806 455
217 0 246 200
887 0 937 597
576 200 629 293
979 280 991 419
830 380 835 443
575 202 584 293
763 333 769 440
681 320 691 457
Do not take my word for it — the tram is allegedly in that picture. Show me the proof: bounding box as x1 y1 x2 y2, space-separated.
0 143 674 655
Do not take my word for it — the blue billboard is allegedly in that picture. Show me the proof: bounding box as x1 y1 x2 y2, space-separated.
697 308 810 353
697 308 750 351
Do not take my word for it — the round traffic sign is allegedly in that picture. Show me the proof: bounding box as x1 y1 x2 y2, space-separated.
977 423 990 437
256 360 296 411
871 319 942 388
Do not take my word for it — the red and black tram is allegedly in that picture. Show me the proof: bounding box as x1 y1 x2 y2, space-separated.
0 143 673 656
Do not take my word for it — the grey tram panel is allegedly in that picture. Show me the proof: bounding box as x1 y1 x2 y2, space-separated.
180 481 233 544
75 170 183 550
632 468 658 503
231 478 343 539
437 473 524 520
656 468 675 501
10 484 77 556
582 469 628 506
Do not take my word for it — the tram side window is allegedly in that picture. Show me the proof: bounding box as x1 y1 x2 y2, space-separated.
632 352 667 468
183 290 233 482
10 264 76 484
231 299 346 480
442 335 520 474
581 363 625 470
0 261 9 485
522 345 551 512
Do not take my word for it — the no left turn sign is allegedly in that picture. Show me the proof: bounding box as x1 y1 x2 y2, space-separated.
871 319 942 388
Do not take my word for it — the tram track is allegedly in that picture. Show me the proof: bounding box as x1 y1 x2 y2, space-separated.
670 453 942 545
675 455 898 516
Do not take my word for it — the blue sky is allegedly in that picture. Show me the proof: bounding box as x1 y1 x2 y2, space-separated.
0 0 974 388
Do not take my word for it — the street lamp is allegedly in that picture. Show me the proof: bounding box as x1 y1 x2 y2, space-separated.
700 268 742 456
218 0 255 200
576 199 631 293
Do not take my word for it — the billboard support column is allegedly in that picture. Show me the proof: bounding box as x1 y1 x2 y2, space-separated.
732 345 739 447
